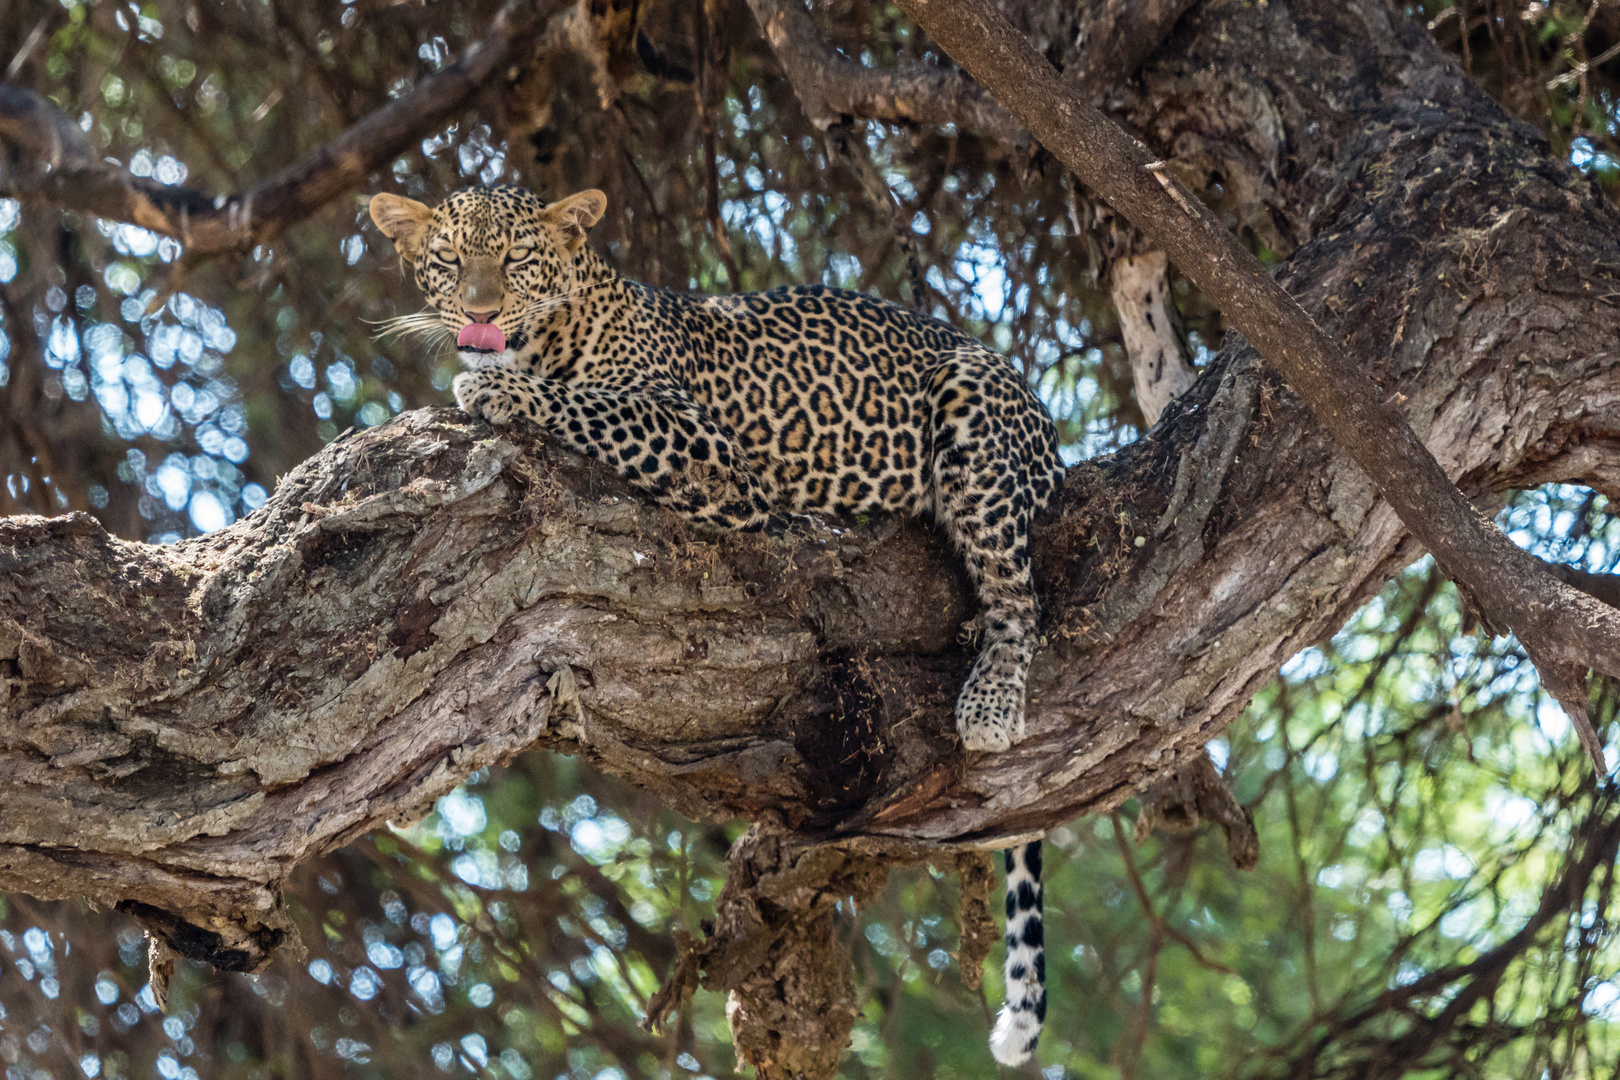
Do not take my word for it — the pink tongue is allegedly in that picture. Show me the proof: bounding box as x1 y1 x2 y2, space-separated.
457 322 506 352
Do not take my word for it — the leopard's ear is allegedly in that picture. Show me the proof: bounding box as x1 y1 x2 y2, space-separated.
544 189 607 253
369 193 434 263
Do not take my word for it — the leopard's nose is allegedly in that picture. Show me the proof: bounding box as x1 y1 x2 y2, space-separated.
464 309 499 323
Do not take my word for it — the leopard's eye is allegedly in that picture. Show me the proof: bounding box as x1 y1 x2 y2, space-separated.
431 247 460 266
505 246 533 265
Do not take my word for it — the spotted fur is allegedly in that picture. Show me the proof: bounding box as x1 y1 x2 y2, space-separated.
991 841 1046 1065
371 184 1063 1058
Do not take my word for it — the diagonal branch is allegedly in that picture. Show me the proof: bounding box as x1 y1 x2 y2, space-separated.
896 0 1620 769
0 0 573 253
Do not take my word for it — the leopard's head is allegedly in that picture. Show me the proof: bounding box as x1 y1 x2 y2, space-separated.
369 185 606 369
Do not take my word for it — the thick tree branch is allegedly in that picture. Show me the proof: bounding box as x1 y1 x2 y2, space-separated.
0 412 978 970
0 0 573 252
897 0 1620 768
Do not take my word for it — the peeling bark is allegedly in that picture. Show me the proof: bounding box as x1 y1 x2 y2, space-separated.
707 827 889 1079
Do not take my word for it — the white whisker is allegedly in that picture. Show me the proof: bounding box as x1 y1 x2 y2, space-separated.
371 281 607 349
368 308 455 343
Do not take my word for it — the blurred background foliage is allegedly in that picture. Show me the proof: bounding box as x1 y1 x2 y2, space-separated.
1 0 1619 1078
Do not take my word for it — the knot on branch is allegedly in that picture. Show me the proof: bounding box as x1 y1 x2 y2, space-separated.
1132 753 1258 870
643 823 893 1080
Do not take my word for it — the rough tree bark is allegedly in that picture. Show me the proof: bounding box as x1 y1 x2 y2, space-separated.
5 0 1620 1074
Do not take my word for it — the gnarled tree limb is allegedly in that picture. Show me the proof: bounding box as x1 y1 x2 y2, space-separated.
1109 249 1197 426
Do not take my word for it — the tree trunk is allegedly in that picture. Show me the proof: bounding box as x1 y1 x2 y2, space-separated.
4 0 1620 1066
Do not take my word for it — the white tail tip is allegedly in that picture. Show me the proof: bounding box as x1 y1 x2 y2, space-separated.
989 1005 1041 1066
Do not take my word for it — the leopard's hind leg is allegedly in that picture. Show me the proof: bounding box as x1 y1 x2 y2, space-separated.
924 350 1063 752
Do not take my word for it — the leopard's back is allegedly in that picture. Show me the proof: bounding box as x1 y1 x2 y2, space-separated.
602 282 1061 519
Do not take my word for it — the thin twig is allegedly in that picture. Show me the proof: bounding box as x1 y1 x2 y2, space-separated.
1111 814 1239 977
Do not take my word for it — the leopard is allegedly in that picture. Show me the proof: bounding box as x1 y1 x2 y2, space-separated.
371 184 1061 1066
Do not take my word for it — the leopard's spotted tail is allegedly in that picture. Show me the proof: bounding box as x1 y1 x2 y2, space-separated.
990 840 1046 1065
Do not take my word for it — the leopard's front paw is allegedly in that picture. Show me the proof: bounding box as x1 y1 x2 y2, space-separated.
959 716 1013 753
453 370 519 426
955 641 1029 752
956 679 1022 752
